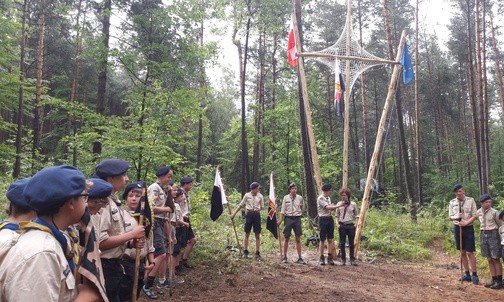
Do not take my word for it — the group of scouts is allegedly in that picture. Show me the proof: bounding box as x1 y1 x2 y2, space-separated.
449 183 504 289
0 159 196 301
231 182 359 266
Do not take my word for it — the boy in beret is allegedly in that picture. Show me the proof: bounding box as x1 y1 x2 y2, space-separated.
0 165 101 301
0 177 37 264
335 187 359 266
231 181 264 259
277 183 305 264
179 176 197 267
147 166 173 289
448 184 479 284
317 184 341 265
95 159 146 302
476 194 502 289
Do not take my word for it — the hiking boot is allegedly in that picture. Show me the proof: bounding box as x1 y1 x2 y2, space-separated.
243 249 249 259
485 279 496 288
142 285 159 299
319 256 325 266
490 281 503 289
339 260 346 266
281 256 288 263
181 259 193 269
471 275 479 285
350 259 357 266
296 257 306 264
255 251 261 259
459 274 471 282
327 256 334 266
157 279 170 289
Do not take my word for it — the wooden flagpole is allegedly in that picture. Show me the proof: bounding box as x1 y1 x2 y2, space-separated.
291 3 323 195
228 203 242 252
132 188 146 302
342 0 352 189
354 30 407 257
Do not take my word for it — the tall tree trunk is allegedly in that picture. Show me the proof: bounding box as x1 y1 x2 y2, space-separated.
383 0 415 221
414 0 423 206
252 30 265 182
489 11 504 120
196 10 205 183
13 0 29 178
32 0 46 173
93 0 112 158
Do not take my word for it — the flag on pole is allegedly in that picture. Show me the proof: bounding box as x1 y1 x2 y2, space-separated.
266 173 279 239
131 182 153 239
401 41 414 85
334 59 345 116
210 169 228 221
287 21 297 67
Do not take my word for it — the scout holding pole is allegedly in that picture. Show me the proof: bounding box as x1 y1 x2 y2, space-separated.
132 185 147 302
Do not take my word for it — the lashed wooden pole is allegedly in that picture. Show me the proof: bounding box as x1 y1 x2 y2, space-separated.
354 30 407 257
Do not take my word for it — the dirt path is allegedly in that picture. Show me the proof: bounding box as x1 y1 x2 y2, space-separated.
141 242 501 302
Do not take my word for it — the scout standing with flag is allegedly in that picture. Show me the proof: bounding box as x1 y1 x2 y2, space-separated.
0 165 101 301
277 183 305 264
231 182 264 259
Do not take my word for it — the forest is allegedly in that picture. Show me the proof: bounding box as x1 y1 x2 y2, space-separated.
1 0 504 220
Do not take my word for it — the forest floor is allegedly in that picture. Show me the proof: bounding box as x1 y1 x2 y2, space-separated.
139 239 501 302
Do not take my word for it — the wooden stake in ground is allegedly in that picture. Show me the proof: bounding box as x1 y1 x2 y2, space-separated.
459 224 463 284
228 203 242 253
353 30 406 257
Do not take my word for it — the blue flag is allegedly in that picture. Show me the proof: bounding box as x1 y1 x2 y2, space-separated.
401 41 414 85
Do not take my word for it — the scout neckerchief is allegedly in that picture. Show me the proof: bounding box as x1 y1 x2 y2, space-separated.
22 218 75 274
0 221 20 232
341 203 348 223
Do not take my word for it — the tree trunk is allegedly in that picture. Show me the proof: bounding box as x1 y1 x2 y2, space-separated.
383 0 415 221
196 12 205 183
32 0 46 173
13 0 29 178
414 0 423 206
489 11 504 121
93 0 112 158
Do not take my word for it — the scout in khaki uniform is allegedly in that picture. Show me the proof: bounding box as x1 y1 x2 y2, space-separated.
448 184 478 284
317 184 341 266
277 183 305 264
95 159 146 302
147 166 173 290
122 182 157 300
0 165 101 301
335 187 359 266
0 177 36 264
179 176 196 267
476 194 503 289
231 181 264 259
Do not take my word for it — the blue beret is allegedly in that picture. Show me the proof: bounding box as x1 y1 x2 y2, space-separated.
167 181 174 187
122 182 145 200
156 166 171 177
24 165 86 211
479 193 492 203
181 176 193 185
95 159 129 179
453 184 463 192
6 177 32 211
88 178 113 200
322 184 332 191
250 182 260 189
288 183 297 189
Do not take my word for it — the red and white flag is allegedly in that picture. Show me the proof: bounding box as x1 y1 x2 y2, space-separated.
287 21 297 67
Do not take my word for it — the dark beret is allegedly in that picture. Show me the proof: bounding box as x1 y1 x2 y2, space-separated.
250 182 260 189
175 188 185 197
167 181 175 187
453 184 463 192
95 159 129 179
156 166 171 177
88 178 113 200
499 210 504 220
6 177 32 211
321 184 333 192
122 182 145 200
24 165 86 211
479 193 492 203
181 176 193 185
288 183 297 189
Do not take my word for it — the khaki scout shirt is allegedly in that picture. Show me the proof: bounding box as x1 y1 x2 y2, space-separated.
99 196 128 259
448 196 477 226
0 228 19 266
317 194 333 217
476 207 501 231
123 210 155 259
0 229 77 302
239 192 264 213
170 203 183 224
148 182 168 220
336 201 358 224
281 194 304 217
